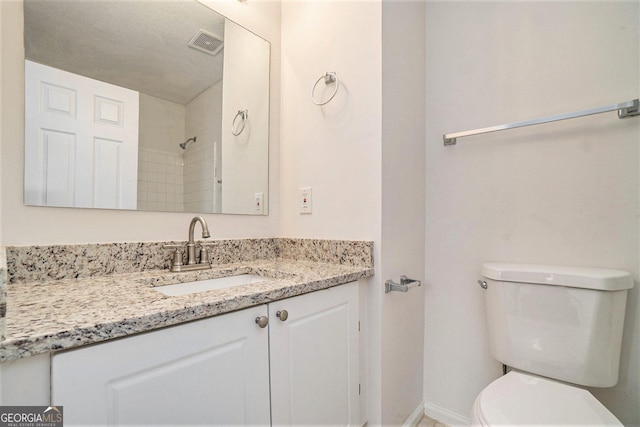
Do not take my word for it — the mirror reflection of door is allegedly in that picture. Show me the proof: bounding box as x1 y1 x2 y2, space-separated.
24 60 139 209
23 0 270 215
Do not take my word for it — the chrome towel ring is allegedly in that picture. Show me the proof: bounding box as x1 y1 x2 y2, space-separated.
311 71 339 106
232 109 248 136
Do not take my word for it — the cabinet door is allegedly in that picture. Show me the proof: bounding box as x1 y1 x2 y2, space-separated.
0 353 50 406
51 305 270 426
269 282 360 426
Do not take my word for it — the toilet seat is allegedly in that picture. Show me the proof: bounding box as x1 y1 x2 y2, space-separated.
471 371 622 426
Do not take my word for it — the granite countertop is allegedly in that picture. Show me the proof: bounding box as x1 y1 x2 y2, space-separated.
1 259 373 362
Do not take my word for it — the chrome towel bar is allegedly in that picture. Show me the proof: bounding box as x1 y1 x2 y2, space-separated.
443 98 639 146
385 275 422 293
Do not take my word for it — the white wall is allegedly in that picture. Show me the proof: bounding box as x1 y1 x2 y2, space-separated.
280 1 427 425
381 1 426 425
424 2 640 425
0 0 4 341
0 0 281 245
0 0 5 249
279 1 382 242
279 1 383 423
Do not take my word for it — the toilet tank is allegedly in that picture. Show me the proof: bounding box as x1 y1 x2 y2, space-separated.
481 263 633 388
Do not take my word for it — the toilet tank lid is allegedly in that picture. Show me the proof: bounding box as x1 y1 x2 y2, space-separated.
481 263 633 291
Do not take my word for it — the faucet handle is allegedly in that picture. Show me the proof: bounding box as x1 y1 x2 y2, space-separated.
163 245 185 270
163 244 184 254
197 242 218 265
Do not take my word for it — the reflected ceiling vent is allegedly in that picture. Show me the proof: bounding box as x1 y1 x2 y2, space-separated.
188 29 223 56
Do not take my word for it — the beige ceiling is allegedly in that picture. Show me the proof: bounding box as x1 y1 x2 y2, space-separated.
24 0 225 105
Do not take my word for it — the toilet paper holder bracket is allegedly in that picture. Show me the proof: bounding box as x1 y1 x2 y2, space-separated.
385 275 421 293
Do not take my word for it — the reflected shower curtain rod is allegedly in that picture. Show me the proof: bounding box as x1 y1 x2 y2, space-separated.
443 98 639 146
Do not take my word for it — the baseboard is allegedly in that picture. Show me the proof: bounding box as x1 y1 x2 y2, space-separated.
402 400 426 427
424 401 470 426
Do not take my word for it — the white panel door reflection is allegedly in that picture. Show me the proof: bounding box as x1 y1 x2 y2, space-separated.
25 60 139 209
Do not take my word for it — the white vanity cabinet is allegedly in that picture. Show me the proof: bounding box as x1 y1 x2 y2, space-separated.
269 281 360 426
51 281 360 426
51 305 271 426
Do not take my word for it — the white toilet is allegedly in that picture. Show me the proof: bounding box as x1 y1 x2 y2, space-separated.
471 263 633 426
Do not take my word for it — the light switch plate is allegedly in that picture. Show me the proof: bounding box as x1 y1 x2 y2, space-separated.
300 187 312 214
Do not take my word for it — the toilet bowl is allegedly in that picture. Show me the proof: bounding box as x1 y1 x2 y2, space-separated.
470 371 622 426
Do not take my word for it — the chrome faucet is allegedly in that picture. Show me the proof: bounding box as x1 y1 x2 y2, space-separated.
164 216 213 272
187 216 210 265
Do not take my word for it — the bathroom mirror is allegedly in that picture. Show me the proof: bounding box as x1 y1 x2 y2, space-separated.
23 0 270 215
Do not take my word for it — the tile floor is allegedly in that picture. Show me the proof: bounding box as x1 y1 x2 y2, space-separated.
418 414 450 427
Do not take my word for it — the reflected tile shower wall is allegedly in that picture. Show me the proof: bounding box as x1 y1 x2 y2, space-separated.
137 147 184 212
184 138 215 213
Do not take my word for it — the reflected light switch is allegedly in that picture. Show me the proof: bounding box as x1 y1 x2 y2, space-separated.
254 192 264 214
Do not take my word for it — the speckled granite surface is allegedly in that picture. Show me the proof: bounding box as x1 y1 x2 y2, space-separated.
278 238 373 267
1 239 373 362
6 239 280 284
0 248 6 342
6 238 373 284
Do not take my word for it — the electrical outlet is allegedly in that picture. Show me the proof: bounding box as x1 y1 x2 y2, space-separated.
254 192 264 214
300 187 312 214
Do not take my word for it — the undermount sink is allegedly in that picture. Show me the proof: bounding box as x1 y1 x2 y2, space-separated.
154 274 267 296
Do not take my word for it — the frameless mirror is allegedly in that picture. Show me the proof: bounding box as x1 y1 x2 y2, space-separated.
23 0 270 215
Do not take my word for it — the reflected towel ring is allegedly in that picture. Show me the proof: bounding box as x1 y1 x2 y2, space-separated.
232 109 248 136
311 72 339 106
